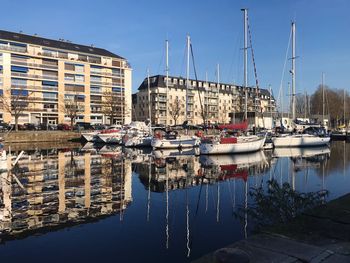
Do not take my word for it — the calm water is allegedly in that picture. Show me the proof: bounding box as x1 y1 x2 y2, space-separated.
0 141 349 263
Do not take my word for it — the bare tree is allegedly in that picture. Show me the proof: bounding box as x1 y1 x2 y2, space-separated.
168 97 184 125
0 89 34 131
102 91 122 125
64 95 84 130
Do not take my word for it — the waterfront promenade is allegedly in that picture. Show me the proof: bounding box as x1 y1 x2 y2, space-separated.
194 193 350 263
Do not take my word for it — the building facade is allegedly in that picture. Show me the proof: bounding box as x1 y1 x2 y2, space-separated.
133 75 276 126
0 30 132 126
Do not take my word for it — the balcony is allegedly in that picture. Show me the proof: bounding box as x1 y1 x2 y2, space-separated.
11 72 58 81
0 44 27 53
11 59 58 70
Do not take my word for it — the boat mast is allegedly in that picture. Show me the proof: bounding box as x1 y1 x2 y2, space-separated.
147 68 152 127
322 72 325 125
242 8 248 120
344 89 346 126
291 21 296 121
166 40 169 126
186 35 190 123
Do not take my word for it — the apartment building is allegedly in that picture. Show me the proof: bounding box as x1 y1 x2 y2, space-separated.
133 75 276 126
0 30 131 126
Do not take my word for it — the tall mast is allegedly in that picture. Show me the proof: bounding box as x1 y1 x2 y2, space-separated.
206 71 209 125
269 85 273 128
291 21 296 120
166 39 169 126
242 8 248 120
147 68 152 127
186 35 190 122
344 89 346 126
322 72 325 125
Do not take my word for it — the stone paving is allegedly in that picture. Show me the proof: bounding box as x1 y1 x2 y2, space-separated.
193 194 350 263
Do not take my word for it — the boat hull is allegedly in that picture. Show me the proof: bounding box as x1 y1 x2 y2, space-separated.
97 133 123 144
200 136 266 155
125 136 152 147
151 136 200 149
272 134 330 147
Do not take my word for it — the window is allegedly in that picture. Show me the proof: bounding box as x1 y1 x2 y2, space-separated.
90 86 101 93
42 81 58 87
11 66 28 73
11 89 28 96
12 78 27 86
42 92 57 100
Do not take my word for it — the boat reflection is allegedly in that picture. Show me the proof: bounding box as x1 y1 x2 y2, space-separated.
0 148 132 241
199 150 270 182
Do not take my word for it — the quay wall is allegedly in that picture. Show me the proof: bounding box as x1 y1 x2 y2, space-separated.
0 131 81 143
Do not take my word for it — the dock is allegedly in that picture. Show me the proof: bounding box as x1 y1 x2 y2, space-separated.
194 193 350 263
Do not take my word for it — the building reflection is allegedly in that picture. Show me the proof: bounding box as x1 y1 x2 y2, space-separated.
138 149 201 192
0 148 132 241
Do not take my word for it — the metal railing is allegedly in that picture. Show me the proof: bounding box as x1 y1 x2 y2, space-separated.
11 72 58 80
11 59 58 70
0 45 27 53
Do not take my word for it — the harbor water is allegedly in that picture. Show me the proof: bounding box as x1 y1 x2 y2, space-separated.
0 141 349 262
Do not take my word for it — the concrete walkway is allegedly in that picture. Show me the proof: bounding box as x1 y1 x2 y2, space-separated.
194 194 350 263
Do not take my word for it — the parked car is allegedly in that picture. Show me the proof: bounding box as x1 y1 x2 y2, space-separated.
0 122 11 132
23 123 39 130
74 122 94 131
57 123 71 131
38 123 57 130
93 124 108 130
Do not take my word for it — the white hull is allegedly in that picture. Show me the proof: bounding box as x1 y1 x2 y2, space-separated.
273 146 330 158
125 136 152 147
272 134 330 147
200 150 266 167
200 136 266 155
151 136 200 149
153 148 200 158
97 132 123 144
81 132 98 142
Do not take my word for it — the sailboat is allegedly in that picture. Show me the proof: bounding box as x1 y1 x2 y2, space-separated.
272 22 330 148
151 37 201 149
124 70 153 147
199 9 266 155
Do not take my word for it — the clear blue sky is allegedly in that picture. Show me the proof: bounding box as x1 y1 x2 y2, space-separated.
1 0 349 103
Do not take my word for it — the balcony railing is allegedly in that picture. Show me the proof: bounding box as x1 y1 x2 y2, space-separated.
11 59 58 70
11 72 58 80
0 45 27 53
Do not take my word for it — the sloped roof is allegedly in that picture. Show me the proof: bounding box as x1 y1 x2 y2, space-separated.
0 30 124 59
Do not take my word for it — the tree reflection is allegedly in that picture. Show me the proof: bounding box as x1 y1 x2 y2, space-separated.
235 179 328 231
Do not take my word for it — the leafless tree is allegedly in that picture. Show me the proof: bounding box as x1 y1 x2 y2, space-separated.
102 91 123 125
168 97 184 126
0 89 34 131
64 95 84 130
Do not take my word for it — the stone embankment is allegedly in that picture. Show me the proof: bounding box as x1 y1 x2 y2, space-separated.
194 194 350 263
0 131 81 143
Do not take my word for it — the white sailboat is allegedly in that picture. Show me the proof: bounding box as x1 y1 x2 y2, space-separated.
151 37 200 149
272 22 330 148
199 9 265 155
124 71 153 147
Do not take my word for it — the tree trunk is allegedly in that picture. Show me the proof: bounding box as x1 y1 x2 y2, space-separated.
15 116 19 131
70 118 74 131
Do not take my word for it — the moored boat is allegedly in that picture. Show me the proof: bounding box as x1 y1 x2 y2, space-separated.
199 135 266 155
151 131 200 149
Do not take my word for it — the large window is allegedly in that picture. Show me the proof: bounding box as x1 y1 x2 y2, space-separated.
12 78 27 87
43 92 58 100
11 66 28 73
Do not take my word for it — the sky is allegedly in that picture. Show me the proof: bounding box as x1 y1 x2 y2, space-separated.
1 0 350 105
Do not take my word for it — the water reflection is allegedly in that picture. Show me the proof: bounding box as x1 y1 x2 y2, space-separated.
0 141 349 263
0 148 132 241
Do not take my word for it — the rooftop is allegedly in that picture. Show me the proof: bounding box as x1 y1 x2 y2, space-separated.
0 30 124 59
